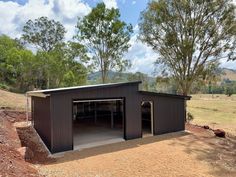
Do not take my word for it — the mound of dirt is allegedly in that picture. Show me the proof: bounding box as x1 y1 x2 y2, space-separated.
0 109 40 176
0 144 39 177
15 122 55 164
0 109 31 123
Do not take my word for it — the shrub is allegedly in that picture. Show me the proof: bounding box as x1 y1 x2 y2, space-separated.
0 83 10 90
186 112 194 123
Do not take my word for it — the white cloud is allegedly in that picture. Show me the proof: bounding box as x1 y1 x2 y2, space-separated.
52 0 91 19
0 0 91 40
125 25 158 76
220 58 236 69
132 1 136 5
0 1 21 37
102 0 118 9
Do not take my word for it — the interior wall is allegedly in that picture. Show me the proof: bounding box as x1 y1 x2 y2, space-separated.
72 100 124 129
141 101 152 134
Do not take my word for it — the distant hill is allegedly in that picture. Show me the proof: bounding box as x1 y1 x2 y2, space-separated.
221 68 236 81
87 71 156 84
87 68 236 87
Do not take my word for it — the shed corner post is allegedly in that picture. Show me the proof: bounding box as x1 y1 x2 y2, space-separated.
25 93 30 126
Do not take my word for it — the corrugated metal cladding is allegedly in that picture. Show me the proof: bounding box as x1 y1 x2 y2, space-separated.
32 96 51 150
30 82 190 153
140 93 186 135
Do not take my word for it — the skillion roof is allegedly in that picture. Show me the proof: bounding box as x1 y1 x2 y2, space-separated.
27 81 141 97
27 81 191 100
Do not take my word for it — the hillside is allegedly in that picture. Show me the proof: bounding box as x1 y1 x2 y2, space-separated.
88 68 236 84
221 68 236 81
0 89 26 110
87 71 156 84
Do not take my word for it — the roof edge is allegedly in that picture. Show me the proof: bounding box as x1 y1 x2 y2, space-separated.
27 81 142 96
139 91 191 100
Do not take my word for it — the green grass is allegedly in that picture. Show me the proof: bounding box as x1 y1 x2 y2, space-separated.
188 94 236 135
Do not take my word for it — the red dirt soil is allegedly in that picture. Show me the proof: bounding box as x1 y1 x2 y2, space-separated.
0 109 42 177
15 123 55 164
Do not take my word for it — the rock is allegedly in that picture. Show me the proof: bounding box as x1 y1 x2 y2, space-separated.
213 129 225 138
17 147 26 157
203 125 209 129
17 147 34 160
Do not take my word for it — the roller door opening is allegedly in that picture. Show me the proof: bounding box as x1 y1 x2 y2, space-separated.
72 98 125 150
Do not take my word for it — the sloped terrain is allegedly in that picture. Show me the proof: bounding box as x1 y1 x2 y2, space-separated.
221 68 236 81
0 89 27 110
0 110 40 177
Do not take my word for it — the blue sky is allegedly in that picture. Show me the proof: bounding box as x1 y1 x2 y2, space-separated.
0 0 235 75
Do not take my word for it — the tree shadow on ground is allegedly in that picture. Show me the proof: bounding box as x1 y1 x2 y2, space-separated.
168 125 236 177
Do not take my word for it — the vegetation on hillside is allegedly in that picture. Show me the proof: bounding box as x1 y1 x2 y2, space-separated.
0 1 236 95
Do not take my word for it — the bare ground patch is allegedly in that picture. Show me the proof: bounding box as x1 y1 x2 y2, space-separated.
0 110 41 177
1 108 235 177
34 124 236 177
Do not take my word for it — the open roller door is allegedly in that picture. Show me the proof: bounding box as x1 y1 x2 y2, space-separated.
72 98 125 150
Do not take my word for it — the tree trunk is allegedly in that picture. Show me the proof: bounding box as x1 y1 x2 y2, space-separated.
181 84 189 96
47 75 50 89
101 70 106 84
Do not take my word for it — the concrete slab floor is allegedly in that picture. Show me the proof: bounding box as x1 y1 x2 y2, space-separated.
73 122 124 150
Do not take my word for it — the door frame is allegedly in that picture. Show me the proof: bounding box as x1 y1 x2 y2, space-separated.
141 100 154 136
71 97 126 149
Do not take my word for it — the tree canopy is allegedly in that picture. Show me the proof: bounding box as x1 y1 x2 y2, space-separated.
19 17 88 89
139 0 236 95
0 34 88 92
22 16 66 52
75 3 133 83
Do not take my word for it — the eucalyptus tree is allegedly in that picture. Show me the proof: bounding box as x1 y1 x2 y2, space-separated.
139 0 236 95
75 3 133 83
22 16 66 52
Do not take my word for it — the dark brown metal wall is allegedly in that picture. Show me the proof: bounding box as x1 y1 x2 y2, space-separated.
140 95 185 135
32 83 187 153
50 84 141 153
32 96 52 150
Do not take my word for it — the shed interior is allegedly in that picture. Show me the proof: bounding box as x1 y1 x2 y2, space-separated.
141 101 153 137
72 99 124 150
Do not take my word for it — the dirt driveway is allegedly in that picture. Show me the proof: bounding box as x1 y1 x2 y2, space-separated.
36 125 236 177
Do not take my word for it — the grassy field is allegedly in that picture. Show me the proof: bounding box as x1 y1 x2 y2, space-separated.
188 94 236 135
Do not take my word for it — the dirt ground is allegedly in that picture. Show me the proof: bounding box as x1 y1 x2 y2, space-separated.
0 109 236 177
36 124 236 177
0 109 41 177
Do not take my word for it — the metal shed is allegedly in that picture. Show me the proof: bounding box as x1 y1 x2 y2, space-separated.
27 81 190 153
